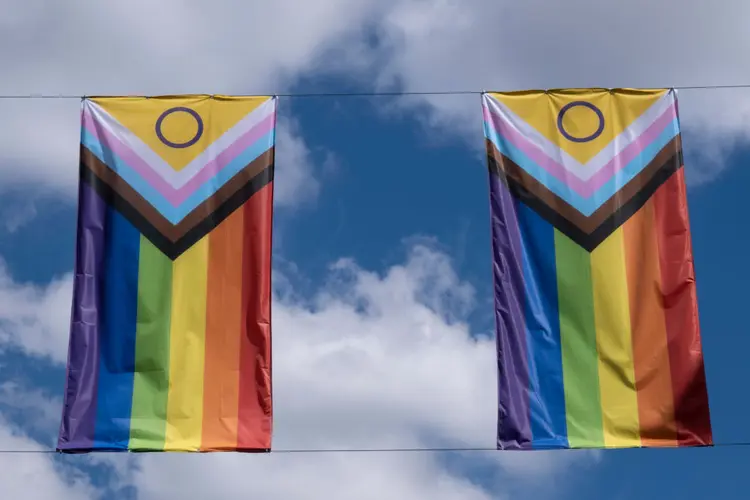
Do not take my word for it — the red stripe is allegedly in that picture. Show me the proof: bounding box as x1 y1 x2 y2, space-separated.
237 181 274 450
652 167 712 446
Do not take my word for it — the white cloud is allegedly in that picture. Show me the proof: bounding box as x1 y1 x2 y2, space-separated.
0 96 320 210
135 452 494 500
0 0 742 202
0 382 138 498
0 415 99 499
0 195 39 234
0 0 372 202
274 116 321 208
0 380 138 499
0 242 597 498
0 261 72 364
270 245 487 451
338 0 750 184
0 382 61 439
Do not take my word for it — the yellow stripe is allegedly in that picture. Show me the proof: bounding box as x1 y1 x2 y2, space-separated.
91 95 272 171
590 227 641 447
164 236 209 451
488 89 667 164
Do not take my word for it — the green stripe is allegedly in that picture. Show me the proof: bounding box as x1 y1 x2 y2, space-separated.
554 230 604 448
129 236 173 450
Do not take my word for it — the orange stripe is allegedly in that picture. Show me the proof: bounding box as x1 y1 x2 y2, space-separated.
623 199 677 447
201 208 246 450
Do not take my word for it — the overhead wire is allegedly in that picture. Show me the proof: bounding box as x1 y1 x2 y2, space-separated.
0 80 745 456
1 442 750 454
0 83 750 99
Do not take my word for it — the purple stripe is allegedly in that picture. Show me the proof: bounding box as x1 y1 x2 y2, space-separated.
57 179 106 451
488 169 532 449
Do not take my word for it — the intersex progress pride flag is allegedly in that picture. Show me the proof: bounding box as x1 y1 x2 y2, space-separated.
483 89 712 450
58 95 275 452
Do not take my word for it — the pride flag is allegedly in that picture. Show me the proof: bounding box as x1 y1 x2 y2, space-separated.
483 89 712 449
57 95 275 452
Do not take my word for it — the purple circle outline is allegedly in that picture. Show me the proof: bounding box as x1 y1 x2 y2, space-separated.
155 106 204 149
556 101 605 143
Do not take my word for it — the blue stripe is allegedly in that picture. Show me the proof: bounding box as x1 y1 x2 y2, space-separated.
516 201 568 449
80 129 275 224
484 117 679 216
92 206 140 450
172 128 275 217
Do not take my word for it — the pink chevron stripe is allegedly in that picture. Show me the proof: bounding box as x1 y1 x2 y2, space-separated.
483 105 588 195
583 103 676 194
169 112 275 205
82 108 175 200
82 109 275 207
484 102 676 198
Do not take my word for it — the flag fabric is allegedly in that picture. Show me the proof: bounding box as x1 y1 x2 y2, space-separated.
57 95 276 452
483 88 712 450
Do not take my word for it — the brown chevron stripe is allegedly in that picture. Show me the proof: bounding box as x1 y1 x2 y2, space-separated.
81 163 273 260
80 145 274 242
485 136 682 235
81 147 178 240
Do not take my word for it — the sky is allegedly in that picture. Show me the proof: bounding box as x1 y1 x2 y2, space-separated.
0 0 749 498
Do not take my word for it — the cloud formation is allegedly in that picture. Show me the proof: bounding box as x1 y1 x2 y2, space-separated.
0 242 597 498
351 0 750 183
0 261 72 363
0 0 744 198
0 0 358 202
0 418 99 500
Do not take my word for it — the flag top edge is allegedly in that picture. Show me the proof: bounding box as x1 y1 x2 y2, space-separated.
84 94 276 103
483 88 673 98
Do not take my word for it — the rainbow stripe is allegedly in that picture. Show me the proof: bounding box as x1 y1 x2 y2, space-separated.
484 89 712 449
58 95 274 452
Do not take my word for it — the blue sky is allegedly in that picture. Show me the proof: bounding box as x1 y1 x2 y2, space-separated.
1 1 750 498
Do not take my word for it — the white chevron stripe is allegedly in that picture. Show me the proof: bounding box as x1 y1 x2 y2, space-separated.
485 91 675 182
581 92 674 178
84 97 276 189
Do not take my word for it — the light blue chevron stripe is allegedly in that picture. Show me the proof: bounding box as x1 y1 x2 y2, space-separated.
81 128 274 224
484 117 679 216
